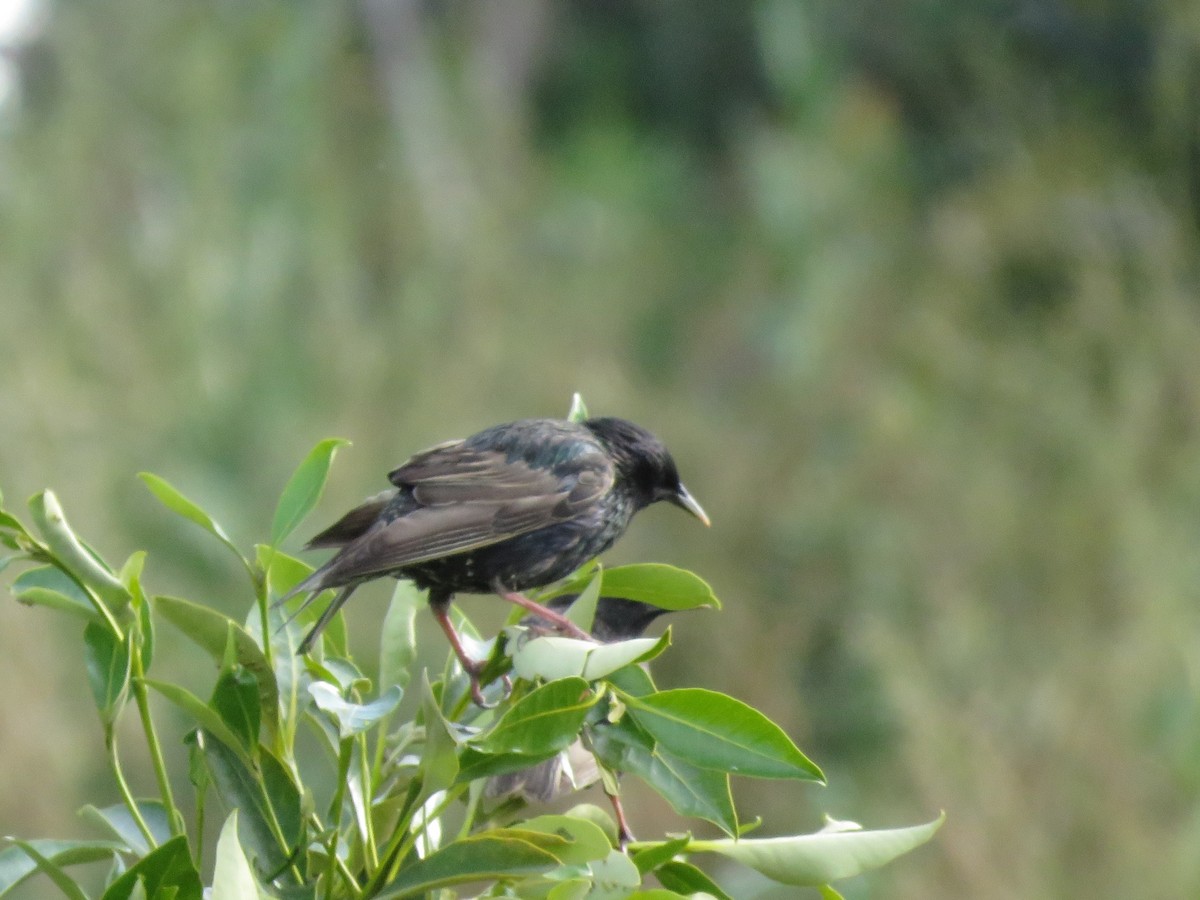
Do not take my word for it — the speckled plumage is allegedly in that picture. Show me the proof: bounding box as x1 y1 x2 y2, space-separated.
282 416 708 661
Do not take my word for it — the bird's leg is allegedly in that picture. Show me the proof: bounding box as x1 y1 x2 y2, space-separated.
492 581 594 641
429 596 494 708
608 791 635 849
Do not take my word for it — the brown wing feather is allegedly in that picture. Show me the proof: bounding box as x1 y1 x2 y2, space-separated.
312 442 614 588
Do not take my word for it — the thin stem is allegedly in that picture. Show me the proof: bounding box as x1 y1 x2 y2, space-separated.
323 738 354 897
358 733 380 873
107 728 157 850
130 645 184 837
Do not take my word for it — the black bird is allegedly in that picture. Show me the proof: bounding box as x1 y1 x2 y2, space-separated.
280 417 708 701
487 594 675 841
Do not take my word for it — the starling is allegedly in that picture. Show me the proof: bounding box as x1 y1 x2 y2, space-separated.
486 594 675 843
280 417 708 701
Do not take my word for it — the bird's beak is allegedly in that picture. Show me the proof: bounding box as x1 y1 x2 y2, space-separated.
670 484 710 527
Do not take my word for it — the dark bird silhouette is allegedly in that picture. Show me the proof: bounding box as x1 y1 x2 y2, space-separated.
279 417 708 702
486 594 675 843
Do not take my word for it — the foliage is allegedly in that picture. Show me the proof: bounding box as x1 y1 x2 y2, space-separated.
0 442 938 899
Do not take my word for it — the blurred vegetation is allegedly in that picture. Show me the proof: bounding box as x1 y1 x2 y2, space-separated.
2 0 1199 897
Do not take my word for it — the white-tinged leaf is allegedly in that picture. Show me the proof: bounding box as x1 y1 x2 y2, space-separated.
687 812 945 886
211 810 260 900
510 632 668 683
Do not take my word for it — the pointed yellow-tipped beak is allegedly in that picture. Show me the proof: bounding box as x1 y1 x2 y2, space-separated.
671 484 710 527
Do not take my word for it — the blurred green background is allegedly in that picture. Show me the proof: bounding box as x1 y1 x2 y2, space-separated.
2 1 1199 896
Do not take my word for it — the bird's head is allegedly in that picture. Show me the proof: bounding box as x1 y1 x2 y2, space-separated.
584 417 710 526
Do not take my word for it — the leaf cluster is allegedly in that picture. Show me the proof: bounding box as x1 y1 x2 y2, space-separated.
0 430 940 899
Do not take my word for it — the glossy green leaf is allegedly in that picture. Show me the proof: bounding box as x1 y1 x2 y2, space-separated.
84 621 131 725
517 814 613 866
193 731 301 875
547 879 592 900
270 438 349 546
631 835 690 875
99 835 201 900
78 802 173 857
0 839 123 898
588 848 641 898
624 891 697 900
11 565 96 620
599 564 720 611
621 688 823 782
472 677 595 755
373 831 565 899
309 682 403 739
210 666 262 753
211 811 259 900
455 746 560 785
380 581 421 694
687 813 945 886
511 633 667 683
138 473 244 564
28 491 129 615
654 860 734 900
561 567 602 633
144 680 255 769
589 717 737 836
154 595 279 740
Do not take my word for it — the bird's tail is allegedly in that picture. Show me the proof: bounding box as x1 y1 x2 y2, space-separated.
271 564 356 655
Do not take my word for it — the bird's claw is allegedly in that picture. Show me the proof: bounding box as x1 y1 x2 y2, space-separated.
465 667 514 709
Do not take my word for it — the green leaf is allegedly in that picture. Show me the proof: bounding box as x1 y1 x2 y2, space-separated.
193 731 301 875
373 832 564 899
210 666 262 753
309 682 403 739
2 840 89 900
211 811 260 900
11 565 97 620
589 717 737 836
154 595 279 741
138 473 245 565
472 677 596 755
270 438 349 546
621 688 823 782
547 879 592 900
687 813 946 886
84 621 131 725
561 566 602 633
654 860 734 900
624 891 696 900
631 836 690 875
599 564 720 611
604 663 657 699
380 581 421 694
78 802 173 857
455 746 561 785
99 835 202 900
0 839 123 898
514 814 613 866
144 680 256 769
510 633 668 683
587 849 641 898
28 491 130 616
567 392 589 423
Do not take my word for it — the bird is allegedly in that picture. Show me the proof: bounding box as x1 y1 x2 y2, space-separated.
486 594 676 843
278 416 708 702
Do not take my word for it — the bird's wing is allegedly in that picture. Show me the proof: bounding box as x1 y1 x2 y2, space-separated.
306 490 397 548
315 441 613 585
